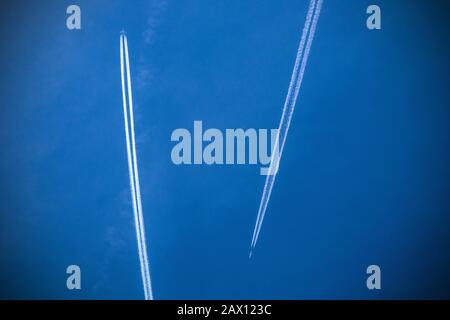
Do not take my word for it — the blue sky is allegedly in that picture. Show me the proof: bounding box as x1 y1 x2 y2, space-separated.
0 0 449 299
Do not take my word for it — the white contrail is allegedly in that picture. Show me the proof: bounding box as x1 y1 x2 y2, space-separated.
123 34 154 300
120 32 153 299
249 0 323 257
120 33 147 298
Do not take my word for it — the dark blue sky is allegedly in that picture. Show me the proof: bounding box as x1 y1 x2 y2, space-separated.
0 0 449 299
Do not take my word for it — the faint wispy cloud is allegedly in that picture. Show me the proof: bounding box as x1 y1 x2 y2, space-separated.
135 1 169 90
142 0 168 45
136 59 155 90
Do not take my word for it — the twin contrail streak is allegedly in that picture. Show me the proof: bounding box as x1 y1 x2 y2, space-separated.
249 0 323 257
120 32 154 300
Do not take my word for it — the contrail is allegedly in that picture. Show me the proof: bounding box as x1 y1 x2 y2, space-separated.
249 0 323 257
123 33 154 300
120 31 154 299
120 32 146 298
